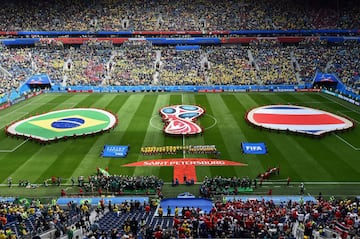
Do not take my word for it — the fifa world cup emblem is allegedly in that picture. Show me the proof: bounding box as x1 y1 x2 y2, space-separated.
159 105 205 135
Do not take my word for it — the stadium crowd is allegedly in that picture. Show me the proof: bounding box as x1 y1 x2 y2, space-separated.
202 45 255 85
1 173 360 239
1 41 360 95
0 0 360 31
85 189 360 239
0 198 88 239
199 176 253 197
1 1 360 238
83 171 164 196
109 42 154 86
0 1 359 96
156 196 360 239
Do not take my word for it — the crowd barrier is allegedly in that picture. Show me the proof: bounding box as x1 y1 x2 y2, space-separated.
0 91 43 110
2 84 299 110
322 89 360 106
0 197 15 202
4 84 359 112
224 195 316 205
0 84 311 106
53 84 303 93
56 196 149 206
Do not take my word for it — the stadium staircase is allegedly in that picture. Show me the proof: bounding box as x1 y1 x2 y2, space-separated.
4 215 36 238
325 60 333 73
290 51 302 84
152 50 162 85
247 49 263 85
0 65 12 78
247 49 256 70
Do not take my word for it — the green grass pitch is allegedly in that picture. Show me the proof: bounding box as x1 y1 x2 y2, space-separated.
0 92 360 197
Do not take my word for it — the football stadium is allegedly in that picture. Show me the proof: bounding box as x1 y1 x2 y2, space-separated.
0 0 360 238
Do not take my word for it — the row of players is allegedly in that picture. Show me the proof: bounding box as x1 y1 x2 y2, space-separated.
140 145 217 155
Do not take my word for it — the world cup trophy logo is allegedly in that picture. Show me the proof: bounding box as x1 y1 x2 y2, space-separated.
159 105 205 135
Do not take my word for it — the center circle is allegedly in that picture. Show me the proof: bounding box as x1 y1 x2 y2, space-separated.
149 113 217 131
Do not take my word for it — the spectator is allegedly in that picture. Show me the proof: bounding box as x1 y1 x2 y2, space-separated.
300 182 305 195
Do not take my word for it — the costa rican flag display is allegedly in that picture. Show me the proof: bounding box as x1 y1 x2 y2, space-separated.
246 105 354 136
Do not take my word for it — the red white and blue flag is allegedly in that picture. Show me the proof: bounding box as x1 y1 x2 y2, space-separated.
246 105 354 135
334 221 350 239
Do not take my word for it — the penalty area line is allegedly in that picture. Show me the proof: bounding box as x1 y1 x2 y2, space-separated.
0 139 30 153
334 134 360 151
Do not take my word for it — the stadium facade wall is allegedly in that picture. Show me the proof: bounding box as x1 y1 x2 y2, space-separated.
2 36 360 46
0 29 358 37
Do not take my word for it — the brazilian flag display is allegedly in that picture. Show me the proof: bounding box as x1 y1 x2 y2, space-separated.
99 168 110 177
15 197 32 208
6 108 117 142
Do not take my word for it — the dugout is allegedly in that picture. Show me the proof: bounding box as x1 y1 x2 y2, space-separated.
25 73 52 90
312 73 339 91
